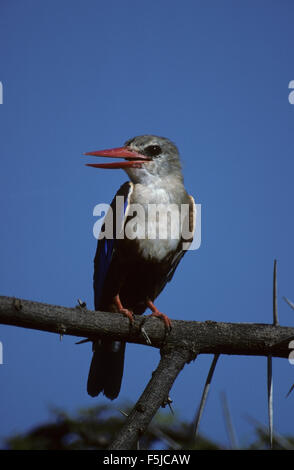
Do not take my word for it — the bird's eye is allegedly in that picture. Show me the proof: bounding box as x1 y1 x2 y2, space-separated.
143 145 162 157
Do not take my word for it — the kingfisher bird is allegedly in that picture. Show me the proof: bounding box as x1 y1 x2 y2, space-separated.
85 135 196 399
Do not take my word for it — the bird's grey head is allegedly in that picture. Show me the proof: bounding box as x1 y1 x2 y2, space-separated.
124 135 183 184
85 134 184 186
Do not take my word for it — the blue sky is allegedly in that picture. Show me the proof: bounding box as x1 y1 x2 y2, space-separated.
1 0 294 448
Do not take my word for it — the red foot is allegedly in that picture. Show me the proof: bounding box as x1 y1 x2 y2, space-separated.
147 300 172 331
114 294 134 324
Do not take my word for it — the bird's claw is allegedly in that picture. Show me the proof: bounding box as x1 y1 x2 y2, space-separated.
118 307 134 324
149 310 172 331
146 299 172 331
113 294 134 325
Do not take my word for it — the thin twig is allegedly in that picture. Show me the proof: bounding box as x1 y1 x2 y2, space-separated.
192 354 220 440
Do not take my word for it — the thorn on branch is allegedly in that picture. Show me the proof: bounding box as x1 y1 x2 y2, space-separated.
267 354 274 449
192 353 220 441
161 396 174 414
75 338 91 345
286 383 294 398
140 325 152 345
76 298 87 309
283 297 294 311
58 323 67 341
267 260 277 449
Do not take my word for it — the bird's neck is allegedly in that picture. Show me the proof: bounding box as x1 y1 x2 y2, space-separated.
131 174 187 206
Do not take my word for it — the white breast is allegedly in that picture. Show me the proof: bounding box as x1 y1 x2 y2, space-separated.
125 182 183 261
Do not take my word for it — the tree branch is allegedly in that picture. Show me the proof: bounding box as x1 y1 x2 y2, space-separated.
0 295 293 358
1 294 294 449
109 346 193 450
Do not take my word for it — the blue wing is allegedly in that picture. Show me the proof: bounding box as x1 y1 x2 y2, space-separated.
93 181 133 310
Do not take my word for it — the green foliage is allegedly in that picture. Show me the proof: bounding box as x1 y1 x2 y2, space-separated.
5 404 294 450
4 404 220 450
